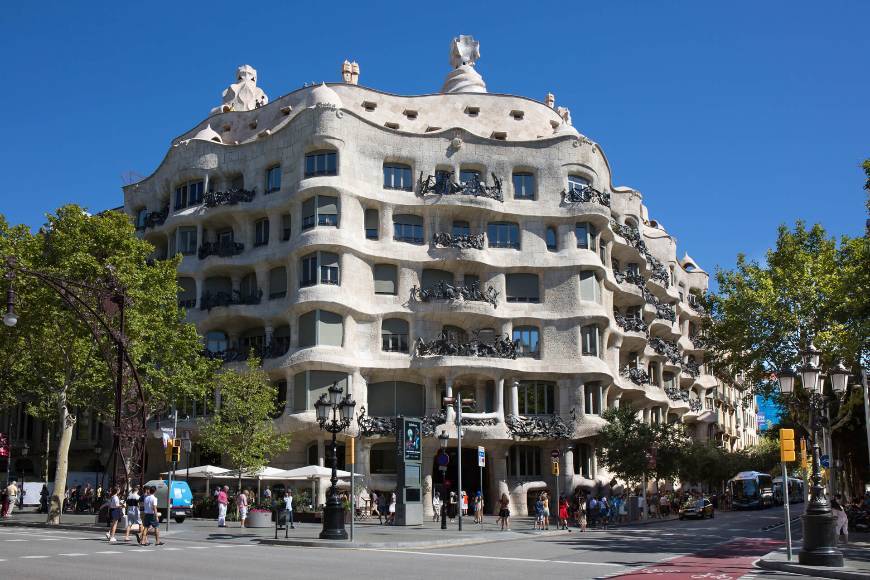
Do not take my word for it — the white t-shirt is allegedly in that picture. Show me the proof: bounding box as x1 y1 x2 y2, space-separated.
143 494 157 515
284 495 293 511
109 495 121 509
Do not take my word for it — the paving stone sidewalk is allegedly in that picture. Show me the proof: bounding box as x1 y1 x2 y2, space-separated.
757 537 870 580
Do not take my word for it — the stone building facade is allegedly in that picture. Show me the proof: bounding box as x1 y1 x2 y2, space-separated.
122 37 757 514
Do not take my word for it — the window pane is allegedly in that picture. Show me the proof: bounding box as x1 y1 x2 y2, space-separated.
506 273 539 302
579 271 599 302
452 220 470 237
301 254 317 287
269 267 287 299
298 311 316 348
568 175 589 192
513 173 535 199
364 209 379 239
318 310 343 346
421 269 452 288
576 223 589 249
302 198 316 230
546 227 557 251
373 264 397 294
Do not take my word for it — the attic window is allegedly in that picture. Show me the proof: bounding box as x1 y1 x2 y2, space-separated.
362 101 377 112
510 110 524 120
464 106 480 117
221 124 232 132
211 136 221 143
490 131 507 141
249 119 258 130
685 263 696 272
425 126 442 132
403 109 418 120
550 120 560 129
281 106 292 115
385 122 400 130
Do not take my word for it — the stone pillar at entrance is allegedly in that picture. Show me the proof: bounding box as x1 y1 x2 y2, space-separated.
495 377 505 422
510 380 519 416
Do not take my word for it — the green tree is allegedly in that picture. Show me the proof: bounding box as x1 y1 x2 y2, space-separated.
596 405 656 487
651 420 691 488
0 206 216 524
197 358 291 492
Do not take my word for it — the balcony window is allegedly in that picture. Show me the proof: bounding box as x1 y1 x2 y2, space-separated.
581 325 599 356
300 252 340 287
265 165 281 194
393 214 424 244
364 208 379 239
452 220 470 237
513 326 540 358
579 271 601 303
422 268 452 288
298 309 343 348
507 445 542 477
320 252 340 285
517 381 554 415
240 273 258 302
178 227 197 255
269 266 287 299
373 264 397 295
512 173 535 200
177 277 196 309
576 222 597 250
302 195 339 230
383 164 413 191
281 214 291 241
435 170 452 190
370 443 397 474
292 370 348 411
300 253 318 287
217 229 234 246
442 325 467 344
459 169 481 185
506 273 539 303
271 380 287 418
567 174 590 193
381 318 409 353
546 227 557 251
205 331 228 354
304 150 337 177
254 218 269 247
174 180 204 210
487 222 520 249
574 443 594 478
367 381 424 416
584 382 602 415
135 208 148 229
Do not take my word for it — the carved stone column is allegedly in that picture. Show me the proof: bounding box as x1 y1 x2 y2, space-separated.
495 377 505 422
510 379 519 416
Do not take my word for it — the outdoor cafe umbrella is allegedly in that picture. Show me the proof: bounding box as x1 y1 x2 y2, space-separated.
159 464 229 496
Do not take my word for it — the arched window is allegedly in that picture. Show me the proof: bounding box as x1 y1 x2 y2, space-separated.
302 195 339 230
581 325 600 356
174 179 204 210
567 174 589 193
546 226 557 251
381 318 409 353
512 172 535 200
576 222 597 250
442 325 467 344
507 445 541 477
383 163 413 191
135 208 148 229
304 150 337 177
177 277 196 309
393 214 424 244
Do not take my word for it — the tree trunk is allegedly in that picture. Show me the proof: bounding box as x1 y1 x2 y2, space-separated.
47 392 75 525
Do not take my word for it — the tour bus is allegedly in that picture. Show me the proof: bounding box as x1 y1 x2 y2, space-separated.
728 471 775 509
772 476 805 505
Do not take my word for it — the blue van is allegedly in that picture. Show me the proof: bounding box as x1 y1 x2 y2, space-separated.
144 479 194 523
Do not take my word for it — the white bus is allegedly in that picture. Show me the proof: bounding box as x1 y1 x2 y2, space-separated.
773 476 805 505
728 471 774 509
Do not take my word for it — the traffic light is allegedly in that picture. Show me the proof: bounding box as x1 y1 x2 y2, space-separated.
551 460 560 476
170 439 181 463
779 428 796 462
800 438 808 469
164 438 175 462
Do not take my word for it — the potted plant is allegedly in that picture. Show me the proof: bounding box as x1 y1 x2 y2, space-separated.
247 499 274 528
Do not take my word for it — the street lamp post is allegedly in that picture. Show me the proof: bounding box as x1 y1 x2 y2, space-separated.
442 392 473 532
438 430 449 530
314 383 356 540
777 343 846 567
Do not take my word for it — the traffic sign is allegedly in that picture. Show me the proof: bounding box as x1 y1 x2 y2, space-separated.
477 446 485 467
820 454 830 468
436 451 450 466
551 449 560 459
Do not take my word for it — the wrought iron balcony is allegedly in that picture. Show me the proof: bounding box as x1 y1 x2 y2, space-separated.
614 268 646 289
614 311 648 334
643 288 677 322
621 366 651 386
561 184 611 208
202 339 288 364
683 358 701 378
664 384 691 403
611 220 645 251
357 407 464 438
198 241 245 259
414 331 517 359
203 188 255 208
411 281 499 307
136 206 169 231
505 410 577 439
648 258 670 287
418 171 503 202
432 232 485 250
199 289 262 311
688 399 703 413
649 337 683 365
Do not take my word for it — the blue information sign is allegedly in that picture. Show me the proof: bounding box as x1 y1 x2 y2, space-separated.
820 454 830 468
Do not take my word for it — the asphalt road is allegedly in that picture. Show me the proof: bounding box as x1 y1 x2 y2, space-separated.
0 505 807 580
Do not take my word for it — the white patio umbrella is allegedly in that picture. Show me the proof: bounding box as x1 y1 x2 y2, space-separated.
275 466 363 510
159 464 230 496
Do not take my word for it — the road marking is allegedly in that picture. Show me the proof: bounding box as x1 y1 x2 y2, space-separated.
96 550 123 554
187 546 210 549
162 547 181 551
59 553 87 556
357 549 627 567
20 555 50 559
40 538 62 541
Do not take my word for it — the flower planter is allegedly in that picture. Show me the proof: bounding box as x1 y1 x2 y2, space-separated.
246 510 273 528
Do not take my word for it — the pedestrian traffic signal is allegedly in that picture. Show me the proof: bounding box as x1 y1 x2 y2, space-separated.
780 428 795 462
170 439 181 463
551 460 560 475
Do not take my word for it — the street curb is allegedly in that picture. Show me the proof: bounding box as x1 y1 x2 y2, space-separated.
0 520 108 534
258 528 572 549
756 555 867 580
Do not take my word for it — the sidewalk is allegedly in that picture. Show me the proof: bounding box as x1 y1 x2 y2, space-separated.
757 536 870 580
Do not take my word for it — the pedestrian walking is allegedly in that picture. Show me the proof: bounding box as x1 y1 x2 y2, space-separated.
432 491 442 521
461 490 468 516
473 492 484 524
138 486 163 546
387 492 396 525
124 486 141 542
283 490 295 529
587 496 598 528
558 496 570 530
236 488 249 528
576 495 587 532
105 486 123 543
542 491 550 530
832 496 849 544
448 491 458 522
599 496 610 530
498 493 511 531
534 494 545 530
39 484 49 514
216 485 229 527
5 481 18 517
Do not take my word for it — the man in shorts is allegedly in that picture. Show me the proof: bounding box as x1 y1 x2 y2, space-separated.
138 486 164 546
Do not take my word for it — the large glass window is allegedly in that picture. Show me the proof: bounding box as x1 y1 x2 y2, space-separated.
266 165 281 193
302 196 339 230
581 325 599 356
517 381 555 415
393 214 424 244
579 271 601 303
383 164 413 191
300 252 340 287
269 266 287 299
422 268 452 288
292 370 347 411
381 319 409 353
254 218 269 247
177 278 196 309
487 222 520 249
513 326 540 358
304 150 337 177
512 173 535 200
205 331 228 354
300 253 318 287
367 381 425 416
507 445 542 477
576 222 597 250
320 252 339 285
584 382 602 415
459 169 481 185
174 180 204 210
298 309 343 348
373 264 397 295
178 227 197 255
506 273 539 303
567 174 590 193
281 214 291 241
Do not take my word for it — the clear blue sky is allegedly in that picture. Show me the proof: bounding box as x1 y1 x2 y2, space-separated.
1 1 867 285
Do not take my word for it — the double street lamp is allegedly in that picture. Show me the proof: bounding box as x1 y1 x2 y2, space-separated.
314 383 355 540
438 430 449 530
777 342 849 567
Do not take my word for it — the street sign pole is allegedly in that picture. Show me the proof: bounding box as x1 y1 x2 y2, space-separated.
477 446 485 527
783 461 792 561
456 392 462 533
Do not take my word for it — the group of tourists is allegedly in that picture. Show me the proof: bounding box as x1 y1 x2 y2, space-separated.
99 484 163 546
429 490 485 524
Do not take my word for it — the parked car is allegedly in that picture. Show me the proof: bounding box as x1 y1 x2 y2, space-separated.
679 497 715 520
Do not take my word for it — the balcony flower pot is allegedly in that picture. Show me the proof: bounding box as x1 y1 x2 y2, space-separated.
246 509 273 528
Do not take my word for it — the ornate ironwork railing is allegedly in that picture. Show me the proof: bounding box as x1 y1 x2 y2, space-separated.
411 281 498 307
561 185 611 208
649 337 683 365
614 311 648 334
432 232 485 250
642 287 677 322
415 331 518 359
355 407 496 438
621 366 651 386
687 294 707 315
198 241 245 259
199 289 262 311
611 220 672 290
418 171 503 202
683 358 701 378
664 384 691 403
505 409 576 439
202 340 288 364
688 399 703 413
137 206 169 231
203 188 256 208
690 334 708 349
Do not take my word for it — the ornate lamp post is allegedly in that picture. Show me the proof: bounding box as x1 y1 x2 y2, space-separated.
314 383 355 540
438 430 449 530
777 343 846 567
